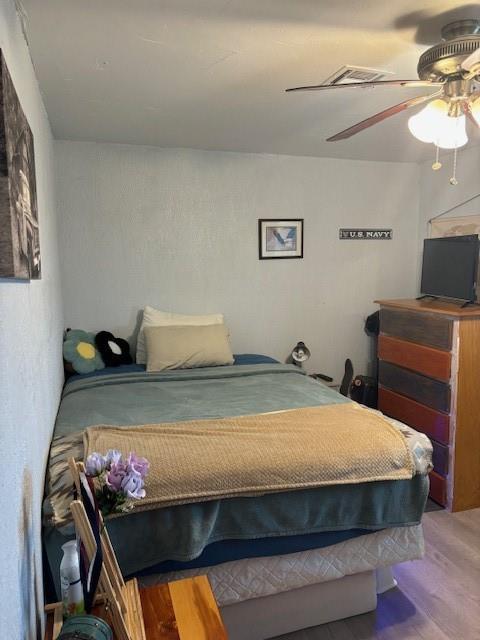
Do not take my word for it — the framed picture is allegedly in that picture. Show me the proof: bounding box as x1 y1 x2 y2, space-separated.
0 49 40 279
258 219 303 260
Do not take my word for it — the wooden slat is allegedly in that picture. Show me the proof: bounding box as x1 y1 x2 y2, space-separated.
52 604 63 640
380 307 453 350
169 576 228 640
378 361 450 413
431 439 449 477
378 335 451 381
378 388 450 445
124 579 147 640
429 470 447 506
452 319 480 511
140 584 180 640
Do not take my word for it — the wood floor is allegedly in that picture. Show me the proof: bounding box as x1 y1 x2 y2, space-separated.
277 508 480 640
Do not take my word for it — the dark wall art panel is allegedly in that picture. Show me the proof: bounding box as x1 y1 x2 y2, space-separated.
0 49 40 279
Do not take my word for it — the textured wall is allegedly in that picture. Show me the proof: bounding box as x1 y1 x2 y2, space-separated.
56 141 419 381
417 147 480 292
0 2 64 636
419 146 480 234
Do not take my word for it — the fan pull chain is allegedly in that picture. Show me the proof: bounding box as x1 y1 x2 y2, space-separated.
450 148 459 186
432 146 442 171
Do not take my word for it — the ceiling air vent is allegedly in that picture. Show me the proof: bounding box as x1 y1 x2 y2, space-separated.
322 65 394 85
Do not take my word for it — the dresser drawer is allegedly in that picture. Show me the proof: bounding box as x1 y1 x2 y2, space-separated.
378 388 450 444
431 439 449 476
378 361 450 412
380 308 453 350
378 335 451 381
429 470 447 506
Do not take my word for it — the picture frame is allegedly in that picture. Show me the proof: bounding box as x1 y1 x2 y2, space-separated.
258 219 303 260
0 49 40 279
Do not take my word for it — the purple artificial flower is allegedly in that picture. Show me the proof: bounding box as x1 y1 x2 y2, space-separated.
106 460 128 492
96 450 148 515
121 467 146 500
126 452 150 479
85 452 107 477
105 449 123 469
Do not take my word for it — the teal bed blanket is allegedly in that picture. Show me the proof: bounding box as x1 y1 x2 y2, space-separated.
55 364 347 436
43 363 429 591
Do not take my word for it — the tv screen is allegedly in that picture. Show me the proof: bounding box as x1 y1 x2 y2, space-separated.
421 235 479 302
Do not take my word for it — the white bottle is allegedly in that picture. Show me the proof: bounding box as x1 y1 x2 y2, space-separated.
60 540 85 618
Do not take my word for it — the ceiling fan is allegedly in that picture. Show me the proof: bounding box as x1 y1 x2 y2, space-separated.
286 19 480 149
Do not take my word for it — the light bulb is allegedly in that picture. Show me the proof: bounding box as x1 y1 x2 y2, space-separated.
434 114 468 149
408 99 449 143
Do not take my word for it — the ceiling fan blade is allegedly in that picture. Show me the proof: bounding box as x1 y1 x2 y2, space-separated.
462 46 480 72
286 79 442 93
326 94 436 142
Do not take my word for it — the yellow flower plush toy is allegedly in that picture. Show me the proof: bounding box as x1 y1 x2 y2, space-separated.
63 330 105 374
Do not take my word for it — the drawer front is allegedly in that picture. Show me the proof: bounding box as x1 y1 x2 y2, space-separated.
378 335 451 381
378 388 450 444
378 361 450 412
431 439 449 476
380 308 453 350
429 470 447 506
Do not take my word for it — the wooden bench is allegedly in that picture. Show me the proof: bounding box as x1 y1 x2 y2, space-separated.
45 576 227 640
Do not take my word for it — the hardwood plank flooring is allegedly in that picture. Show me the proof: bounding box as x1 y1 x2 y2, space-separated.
276 509 480 640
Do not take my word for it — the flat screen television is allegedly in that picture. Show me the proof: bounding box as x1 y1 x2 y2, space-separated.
420 235 479 302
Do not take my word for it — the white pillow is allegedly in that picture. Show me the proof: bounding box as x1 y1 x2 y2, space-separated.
136 306 224 364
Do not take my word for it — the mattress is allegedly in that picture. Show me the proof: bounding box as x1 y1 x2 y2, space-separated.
139 524 424 606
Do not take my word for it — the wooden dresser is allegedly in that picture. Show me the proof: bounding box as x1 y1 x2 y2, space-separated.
375 298 480 512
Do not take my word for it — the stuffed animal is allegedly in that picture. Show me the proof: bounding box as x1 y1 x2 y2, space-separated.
63 330 105 375
95 331 133 367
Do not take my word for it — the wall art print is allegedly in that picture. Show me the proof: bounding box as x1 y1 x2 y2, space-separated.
0 49 40 279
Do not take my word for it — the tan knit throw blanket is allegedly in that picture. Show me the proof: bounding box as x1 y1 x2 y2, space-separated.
84 403 414 512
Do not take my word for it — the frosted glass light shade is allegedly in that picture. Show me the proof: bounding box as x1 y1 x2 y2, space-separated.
408 99 468 149
434 114 468 149
408 99 448 143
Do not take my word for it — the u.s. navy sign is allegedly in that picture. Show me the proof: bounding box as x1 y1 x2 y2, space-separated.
339 229 393 240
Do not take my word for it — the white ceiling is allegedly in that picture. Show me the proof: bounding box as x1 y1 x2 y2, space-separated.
19 0 480 162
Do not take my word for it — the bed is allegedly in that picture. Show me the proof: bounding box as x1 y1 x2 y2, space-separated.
43 355 432 639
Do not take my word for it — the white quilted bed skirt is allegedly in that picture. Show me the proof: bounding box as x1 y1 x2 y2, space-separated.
139 524 424 607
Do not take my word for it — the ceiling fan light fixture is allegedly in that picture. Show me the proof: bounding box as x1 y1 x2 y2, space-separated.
407 99 449 144
288 19 480 183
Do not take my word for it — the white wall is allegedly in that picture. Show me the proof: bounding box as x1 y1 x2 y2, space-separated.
56 141 419 381
419 146 480 234
0 2 64 636
418 146 480 292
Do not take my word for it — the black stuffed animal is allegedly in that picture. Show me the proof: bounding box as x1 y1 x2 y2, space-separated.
95 331 133 367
